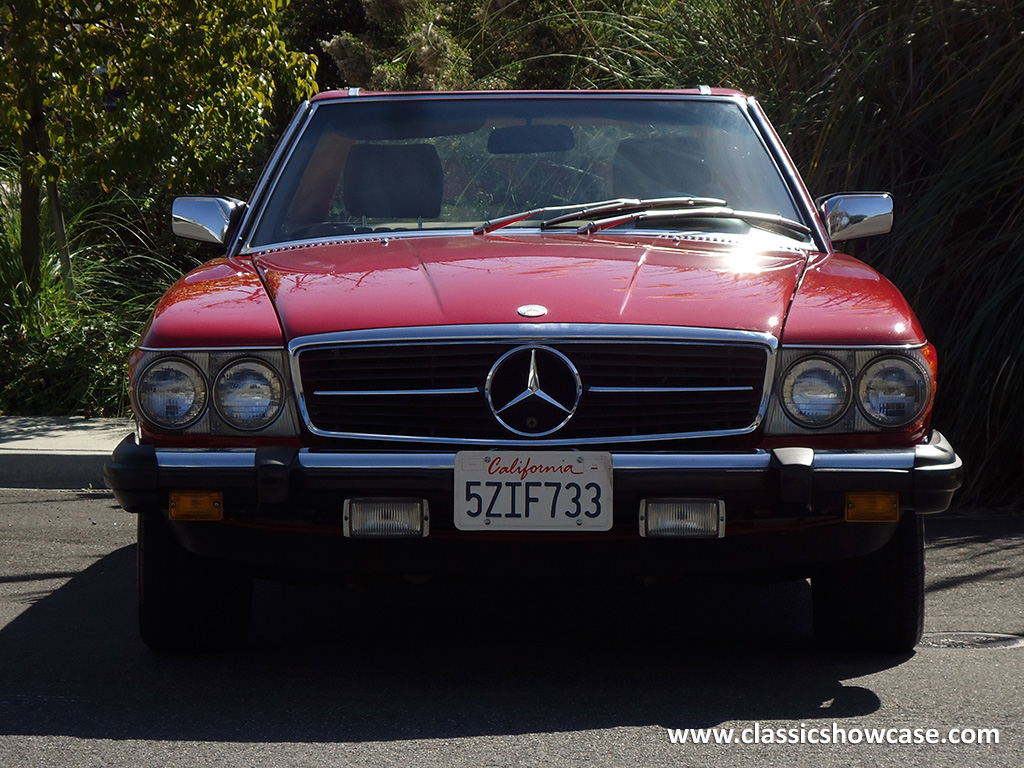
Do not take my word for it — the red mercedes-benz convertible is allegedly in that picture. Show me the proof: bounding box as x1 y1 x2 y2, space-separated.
105 89 963 652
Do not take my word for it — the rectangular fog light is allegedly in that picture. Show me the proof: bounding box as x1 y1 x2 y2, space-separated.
640 499 725 538
169 490 223 521
344 498 430 538
845 492 900 522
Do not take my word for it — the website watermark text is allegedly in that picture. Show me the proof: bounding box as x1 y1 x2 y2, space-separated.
667 722 1000 746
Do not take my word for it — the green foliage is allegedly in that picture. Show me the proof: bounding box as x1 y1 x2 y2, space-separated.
2 0 317 193
0 315 132 417
1 158 184 415
1 1 317 415
280 0 368 89
317 0 475 90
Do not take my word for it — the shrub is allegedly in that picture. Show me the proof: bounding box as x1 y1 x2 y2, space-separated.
0 168 186 417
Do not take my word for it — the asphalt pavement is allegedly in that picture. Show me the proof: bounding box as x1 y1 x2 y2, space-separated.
1 488 1021 767
0 416 133 489
2 418 1022 766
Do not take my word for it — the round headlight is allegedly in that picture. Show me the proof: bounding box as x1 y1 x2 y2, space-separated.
781 357 851 428
136 358 208 429
857 356 929 427
213 359 284 430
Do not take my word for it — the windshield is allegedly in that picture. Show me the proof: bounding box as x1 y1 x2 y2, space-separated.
248 95 803 248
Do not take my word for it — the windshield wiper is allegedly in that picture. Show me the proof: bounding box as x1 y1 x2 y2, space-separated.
472 196 809 239
577 205 812 239
540 196 727 229
472 196 726 236
473 202 600 236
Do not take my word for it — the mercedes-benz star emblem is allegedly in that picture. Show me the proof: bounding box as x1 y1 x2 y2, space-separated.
517 304 548 318
485 346 582 436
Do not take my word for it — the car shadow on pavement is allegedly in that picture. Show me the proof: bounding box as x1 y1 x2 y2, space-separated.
0 543 904 743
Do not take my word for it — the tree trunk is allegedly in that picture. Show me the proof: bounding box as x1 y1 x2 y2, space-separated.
17 100 46 296
18 163 42 296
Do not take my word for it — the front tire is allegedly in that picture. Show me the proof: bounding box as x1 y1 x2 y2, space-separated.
137 513 253 653
812 512 925 653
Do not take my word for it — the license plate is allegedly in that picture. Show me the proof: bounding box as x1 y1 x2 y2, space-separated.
454 451 613 531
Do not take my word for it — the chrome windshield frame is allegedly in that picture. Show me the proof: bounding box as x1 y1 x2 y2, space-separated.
237 91 818 255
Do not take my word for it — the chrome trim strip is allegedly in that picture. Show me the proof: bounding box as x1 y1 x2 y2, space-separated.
138 346 284 353
916 445 963 471
614 453 771 471
314 388 480 397
242 224 819 255
299 451 775 472
313 91 745 106
746 97 830 254
289 324 779 351
155 451 257 470
288 324 778 444
299 428 758 448
589 385 753 394
232 100 311 256
243 229 463 254
812 452 915 471
149 446 956 475
300 452 455 471
242 99 347 253
780 342 928 352
917 455 964 474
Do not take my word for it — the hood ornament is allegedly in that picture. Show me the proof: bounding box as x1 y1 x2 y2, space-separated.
517 304 548 318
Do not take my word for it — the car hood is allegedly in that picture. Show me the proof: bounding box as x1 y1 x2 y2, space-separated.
253 233 810 340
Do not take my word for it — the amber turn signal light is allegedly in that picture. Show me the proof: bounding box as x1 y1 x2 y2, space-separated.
845 492 899 522
169 490 224 521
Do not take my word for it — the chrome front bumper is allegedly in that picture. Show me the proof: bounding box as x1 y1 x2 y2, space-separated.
106 430 963 518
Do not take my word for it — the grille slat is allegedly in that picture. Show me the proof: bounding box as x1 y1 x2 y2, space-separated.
297 338 768 442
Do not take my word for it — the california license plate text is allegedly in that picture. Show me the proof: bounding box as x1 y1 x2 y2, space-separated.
454 452 613 531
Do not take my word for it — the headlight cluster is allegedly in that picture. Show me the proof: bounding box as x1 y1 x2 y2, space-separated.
776 350 931 431
136 355 286 432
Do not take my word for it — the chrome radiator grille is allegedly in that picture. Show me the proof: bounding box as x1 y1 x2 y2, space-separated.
293 328 773 444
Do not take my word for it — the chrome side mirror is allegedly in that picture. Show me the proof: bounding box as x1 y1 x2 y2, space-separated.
817 192 893 242
172 196 247 245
